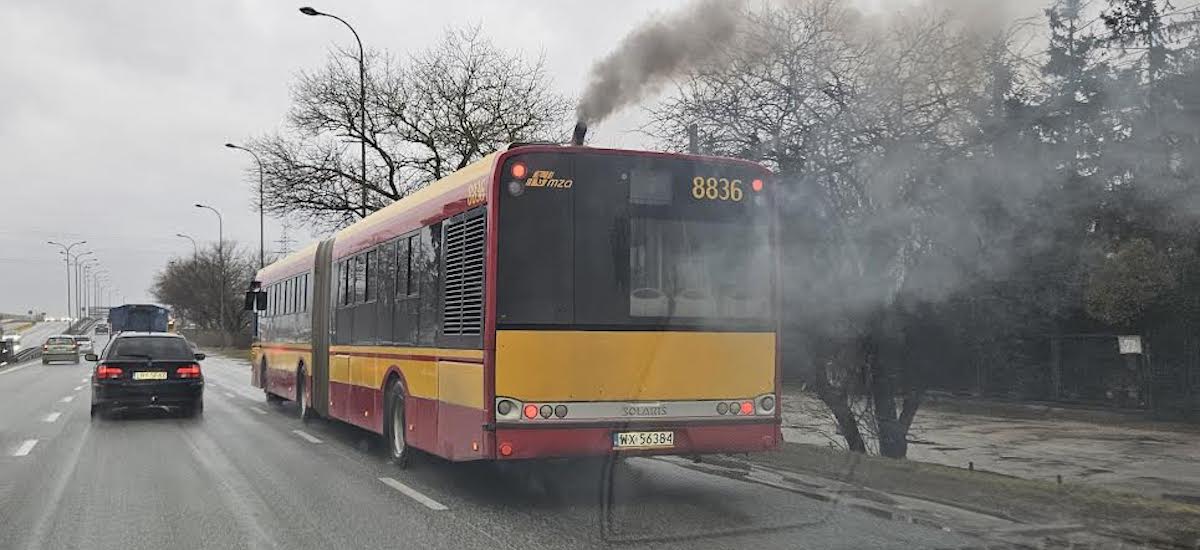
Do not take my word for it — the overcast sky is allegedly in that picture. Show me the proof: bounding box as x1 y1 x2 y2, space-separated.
0 0 1043 316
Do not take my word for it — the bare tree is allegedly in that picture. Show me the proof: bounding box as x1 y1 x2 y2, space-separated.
253 27 570 230
652 0 996 458
152 243 257 336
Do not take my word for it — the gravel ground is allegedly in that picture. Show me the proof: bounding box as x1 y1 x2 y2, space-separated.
781 387 1200 501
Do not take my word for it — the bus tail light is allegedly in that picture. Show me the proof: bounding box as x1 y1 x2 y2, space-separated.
739 401 754 415
539 405 553 419
553 404 568 418
499 442 514 457
96 365 123 380
510 162 528 179
756 394 776 415
523 404 538 419
716 402 729 415
752 178 764 192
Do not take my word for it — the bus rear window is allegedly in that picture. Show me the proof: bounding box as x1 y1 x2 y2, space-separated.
497 152 773 329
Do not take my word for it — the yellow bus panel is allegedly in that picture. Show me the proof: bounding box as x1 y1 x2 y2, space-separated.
437 362 484 409
495 330 776 401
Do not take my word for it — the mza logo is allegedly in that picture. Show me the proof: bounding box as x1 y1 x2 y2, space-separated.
526 170 573 189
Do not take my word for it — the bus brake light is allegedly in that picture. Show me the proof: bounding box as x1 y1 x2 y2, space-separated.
740 401 754 415
511 162 528 179
523 404 538 419
751 179 764 192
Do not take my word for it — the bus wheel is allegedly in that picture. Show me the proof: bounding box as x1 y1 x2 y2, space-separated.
263 361 282 403
385 381 410 468
296 367 312 423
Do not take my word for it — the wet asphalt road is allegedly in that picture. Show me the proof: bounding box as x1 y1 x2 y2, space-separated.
0 331 979 550
5 320 70 360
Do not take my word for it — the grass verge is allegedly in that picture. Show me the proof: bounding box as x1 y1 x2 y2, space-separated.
753 442 1200 548
201 347 252 362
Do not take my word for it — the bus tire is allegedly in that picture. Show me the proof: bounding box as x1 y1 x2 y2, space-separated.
262 361 282 403
384 380 411 468
296 367 313 423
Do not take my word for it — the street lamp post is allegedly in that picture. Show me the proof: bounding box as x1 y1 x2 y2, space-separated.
195 204 226 340
79 258 97 318
224 143 266 268
69 251 94 320
92 269 109 315
300 6 369 218
47 240 85 318
176 233 198 256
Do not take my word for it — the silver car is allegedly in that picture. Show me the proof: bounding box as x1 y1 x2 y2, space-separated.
73 335 94 354
42 335 80 364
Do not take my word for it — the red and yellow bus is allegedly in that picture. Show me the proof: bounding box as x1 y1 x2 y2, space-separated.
249 144 780 463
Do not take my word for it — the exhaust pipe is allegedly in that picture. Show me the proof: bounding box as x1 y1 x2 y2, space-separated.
572 121 588 146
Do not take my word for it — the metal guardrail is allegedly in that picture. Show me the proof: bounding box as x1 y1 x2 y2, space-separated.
12 347 38 363
0 318 99 366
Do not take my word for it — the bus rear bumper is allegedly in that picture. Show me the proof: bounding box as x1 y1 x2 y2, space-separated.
493 420 780 460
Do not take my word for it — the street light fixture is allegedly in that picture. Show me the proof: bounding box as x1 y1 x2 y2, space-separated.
225 142 266 268
299 6 369 218
176 233 198 256
195 203 226 341
47 240 85 317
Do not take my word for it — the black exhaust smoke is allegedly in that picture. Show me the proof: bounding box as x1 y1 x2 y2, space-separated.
572 121 588 146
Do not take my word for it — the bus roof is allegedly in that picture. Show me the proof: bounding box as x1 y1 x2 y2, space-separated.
255 145 771 283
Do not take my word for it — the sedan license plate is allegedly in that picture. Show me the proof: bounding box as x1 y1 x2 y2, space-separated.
612 431 674 449
132 371 167 381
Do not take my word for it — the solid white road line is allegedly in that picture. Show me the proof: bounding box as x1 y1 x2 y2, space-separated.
248 407 267 415
378 477 449 511
43 412 62 423
292 430 322 444
13 439 38 457
59 395 75 403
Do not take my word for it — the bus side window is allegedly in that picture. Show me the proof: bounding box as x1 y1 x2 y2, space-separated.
352 255 366 304
392 236 417 345
364 249 375 302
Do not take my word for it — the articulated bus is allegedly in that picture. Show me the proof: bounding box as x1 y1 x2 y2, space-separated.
249 143 780 463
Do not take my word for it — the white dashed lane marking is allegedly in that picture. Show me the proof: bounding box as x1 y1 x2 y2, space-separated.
73 385 84 391
12 439 38 457
378 477 449 510
248 407 267 415
59 396 75 403
292 430 322 444
43 412 61 423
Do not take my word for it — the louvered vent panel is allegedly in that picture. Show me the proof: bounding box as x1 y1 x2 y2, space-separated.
442 214 486 335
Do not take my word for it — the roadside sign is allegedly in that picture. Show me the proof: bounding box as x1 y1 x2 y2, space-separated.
1118 335 1142 355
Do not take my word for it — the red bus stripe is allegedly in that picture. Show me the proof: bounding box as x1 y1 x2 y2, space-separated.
259 344 483 364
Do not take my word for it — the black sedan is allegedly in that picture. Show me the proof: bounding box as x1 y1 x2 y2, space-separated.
88 332 205 418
